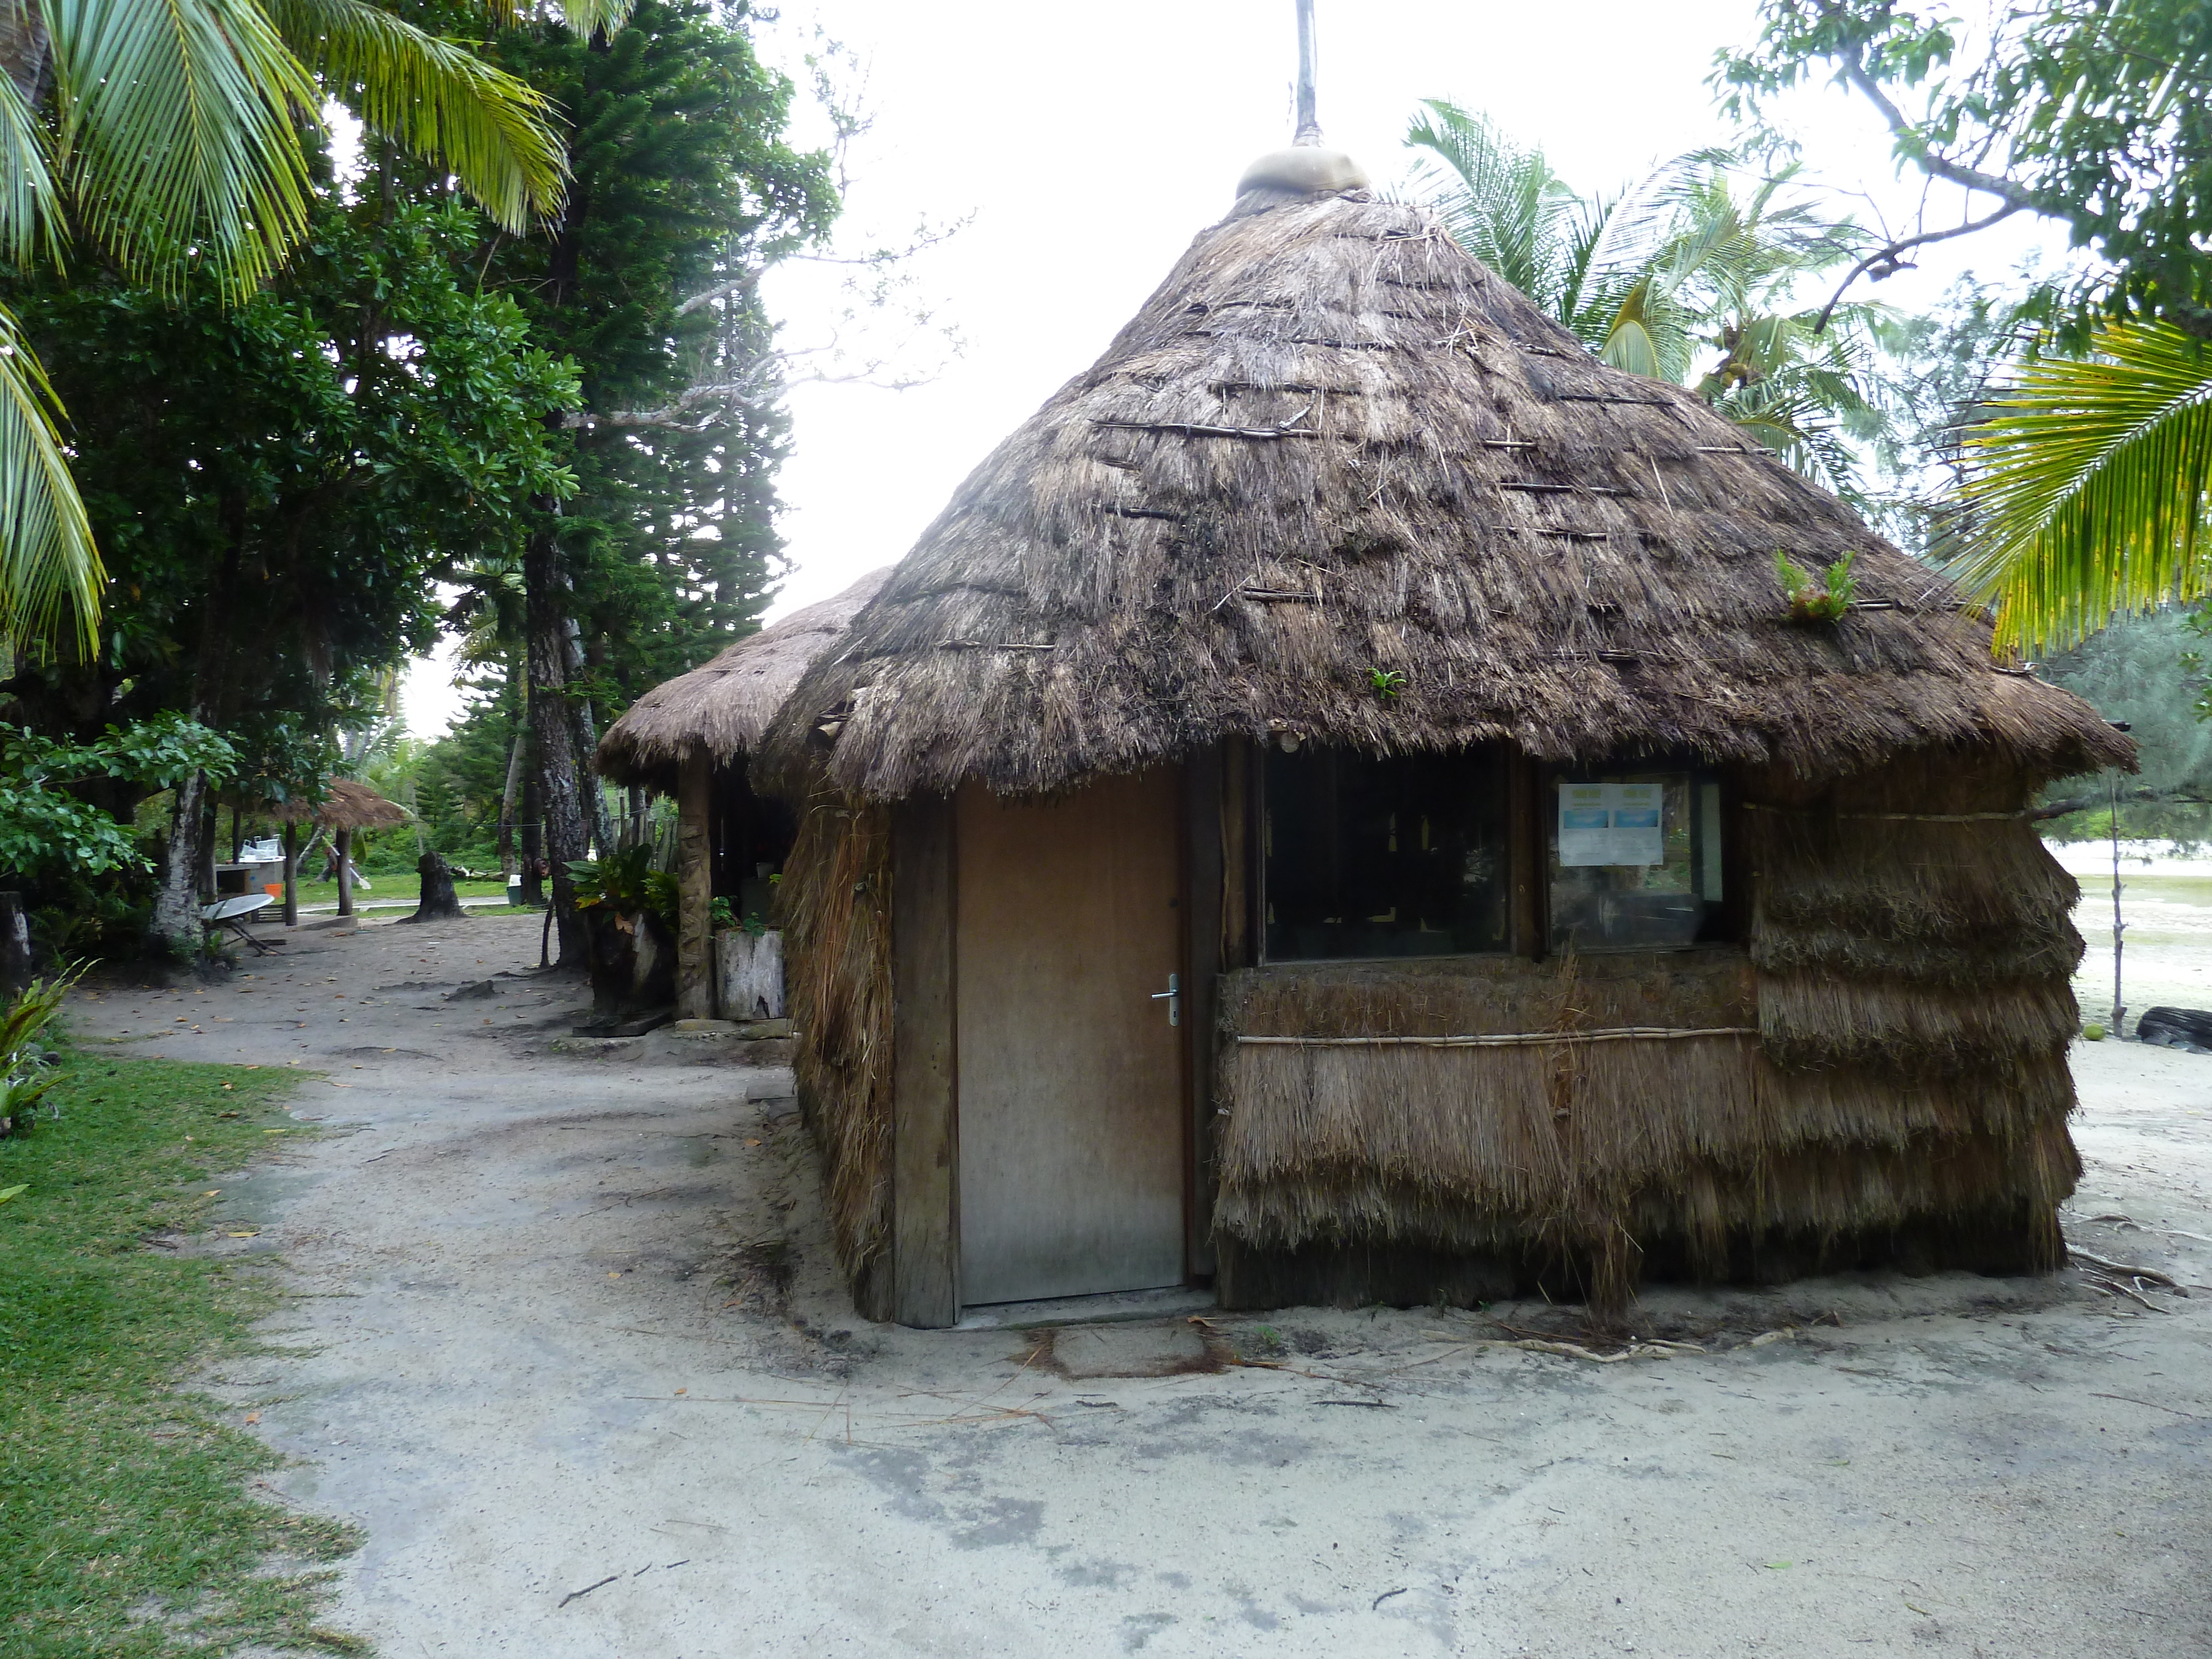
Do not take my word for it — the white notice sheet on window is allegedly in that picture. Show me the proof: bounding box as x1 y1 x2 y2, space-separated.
1557 781 1666 866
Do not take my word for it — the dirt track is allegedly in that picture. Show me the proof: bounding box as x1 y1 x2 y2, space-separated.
70 913 2212 1657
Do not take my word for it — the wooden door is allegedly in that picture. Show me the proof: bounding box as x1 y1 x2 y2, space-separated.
955 769 1186 1305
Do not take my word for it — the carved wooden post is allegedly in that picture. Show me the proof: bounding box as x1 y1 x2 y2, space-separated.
676 749 713 1020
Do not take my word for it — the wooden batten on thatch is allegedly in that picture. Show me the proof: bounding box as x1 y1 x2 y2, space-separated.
756 192 2127 798
269 778 410 832
598 569 891 795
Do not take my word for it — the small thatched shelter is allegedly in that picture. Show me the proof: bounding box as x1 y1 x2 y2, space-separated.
270 778 411 833
757 147 2132 1328
266 779 412 921
598 570 890 1017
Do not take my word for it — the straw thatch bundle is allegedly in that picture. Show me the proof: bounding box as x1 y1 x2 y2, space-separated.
268 779 410 832
757 190 2126 796
781 789 894 1314
599 568 891 795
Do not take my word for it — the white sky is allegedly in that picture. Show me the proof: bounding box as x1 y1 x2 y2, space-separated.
402 0 2063 738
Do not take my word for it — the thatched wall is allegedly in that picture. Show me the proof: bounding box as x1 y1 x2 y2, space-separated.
1743 748 2082 1270
1214 748 2083 1306
781 789 894 1314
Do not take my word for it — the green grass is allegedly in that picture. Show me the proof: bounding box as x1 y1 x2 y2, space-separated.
284 873 514 909
0 1056 362 1657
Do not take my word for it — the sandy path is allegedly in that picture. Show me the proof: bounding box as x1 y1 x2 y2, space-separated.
69 916 2212 1658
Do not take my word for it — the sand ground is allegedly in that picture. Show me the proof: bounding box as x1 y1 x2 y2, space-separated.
64 900 2212 1659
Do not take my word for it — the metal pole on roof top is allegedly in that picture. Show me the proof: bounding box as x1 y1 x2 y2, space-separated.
1293 0 1322 145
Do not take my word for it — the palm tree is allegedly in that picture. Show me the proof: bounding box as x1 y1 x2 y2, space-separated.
1406 102 1687 378
1406 101 1907 502
1950 322 2212 653
0 0 617 651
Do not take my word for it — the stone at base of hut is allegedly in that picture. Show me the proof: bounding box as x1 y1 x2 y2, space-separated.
2135 1006 2212 1053
400 853 470 924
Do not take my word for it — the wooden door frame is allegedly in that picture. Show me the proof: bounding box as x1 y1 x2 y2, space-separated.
1180 751 1218 1284
891 771 1198 1327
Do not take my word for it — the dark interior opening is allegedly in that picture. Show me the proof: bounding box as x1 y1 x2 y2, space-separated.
709 760 797 925
1262 744 1511 962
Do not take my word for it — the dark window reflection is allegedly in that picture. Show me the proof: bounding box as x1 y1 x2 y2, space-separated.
1264 745 1510 961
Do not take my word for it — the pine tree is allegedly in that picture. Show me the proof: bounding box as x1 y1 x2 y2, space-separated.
481 0 837 961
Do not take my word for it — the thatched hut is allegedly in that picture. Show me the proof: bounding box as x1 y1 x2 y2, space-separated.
598 570 890 1018
755 147 2133 1328
269 779 412 921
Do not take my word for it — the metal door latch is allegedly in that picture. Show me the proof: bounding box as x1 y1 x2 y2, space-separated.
1151 973 1180 1027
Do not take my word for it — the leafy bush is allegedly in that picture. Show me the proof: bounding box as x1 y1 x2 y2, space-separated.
1 967 84 1137
567 846 677 927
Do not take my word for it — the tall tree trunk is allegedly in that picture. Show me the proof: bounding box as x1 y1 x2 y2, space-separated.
335 828 355 917
281 819 299 927
565 617 616 857
675 750 712 1020
197 792 219 895
1 5 51 108
149 520 242 954
151 770 213 953
525 525 589 963
497 714 528 877
519 766 545 907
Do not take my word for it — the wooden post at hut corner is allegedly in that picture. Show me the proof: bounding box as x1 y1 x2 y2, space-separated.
281 819 299 927
675 749 713 1020
335 827 354 918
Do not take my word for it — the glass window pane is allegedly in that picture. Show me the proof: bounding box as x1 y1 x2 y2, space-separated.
1547 769 1725 952
1264 745 1510 962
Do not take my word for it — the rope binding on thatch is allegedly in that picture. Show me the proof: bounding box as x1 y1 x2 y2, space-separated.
1743 804 2033 822
1233 1026 1758 1050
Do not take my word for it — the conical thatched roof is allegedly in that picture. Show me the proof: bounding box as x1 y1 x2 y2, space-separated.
598 568 892 793
759 185 2128 799
268 778 410 831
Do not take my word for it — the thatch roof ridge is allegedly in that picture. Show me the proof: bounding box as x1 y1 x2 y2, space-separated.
758 190 2130 799
598 567 892 790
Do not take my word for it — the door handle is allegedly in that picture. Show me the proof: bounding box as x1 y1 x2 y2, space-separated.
1151 973 1180 1027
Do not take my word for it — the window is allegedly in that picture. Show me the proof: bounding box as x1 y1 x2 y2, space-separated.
1263 745 1511 962
1547 769 1726 952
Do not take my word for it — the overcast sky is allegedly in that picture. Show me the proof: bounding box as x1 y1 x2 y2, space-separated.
401 0 2060 737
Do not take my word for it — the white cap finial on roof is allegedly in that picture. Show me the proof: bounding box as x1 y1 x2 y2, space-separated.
1235 0 1368 198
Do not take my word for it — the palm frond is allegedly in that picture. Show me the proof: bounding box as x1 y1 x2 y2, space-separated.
270 0 567 231
1405 100 1576 313
0 301 101 651
46 0 319 298
0 59 64 270
1952 321 2212 653
476 0 631 33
